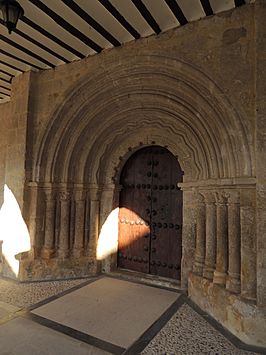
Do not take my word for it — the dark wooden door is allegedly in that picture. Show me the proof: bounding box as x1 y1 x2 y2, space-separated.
118 146 183 280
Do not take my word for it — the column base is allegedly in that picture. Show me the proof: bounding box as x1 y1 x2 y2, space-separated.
241 290 257 302
226 274 240 294
193 259 204 276
41 247 55 259
72 248 84 258
58 249 69 258
203 265 214 280
213 270 226 286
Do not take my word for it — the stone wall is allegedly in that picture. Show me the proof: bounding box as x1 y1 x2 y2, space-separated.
0 101 10 209
255 0 266 310
1 2 265 348
0 73 30 208
0 73 31 278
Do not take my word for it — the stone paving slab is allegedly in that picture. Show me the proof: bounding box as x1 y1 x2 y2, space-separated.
0 317 110 355
0 300 21 325
31 277 180 348
0 300 20 317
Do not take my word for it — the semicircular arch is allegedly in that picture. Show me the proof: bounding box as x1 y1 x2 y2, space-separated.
33 54 253 185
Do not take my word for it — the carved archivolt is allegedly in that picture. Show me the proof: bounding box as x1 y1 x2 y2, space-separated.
33 54 253 186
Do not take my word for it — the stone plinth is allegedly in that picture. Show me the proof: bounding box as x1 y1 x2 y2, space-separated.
16 254 100 281
188 273 266 348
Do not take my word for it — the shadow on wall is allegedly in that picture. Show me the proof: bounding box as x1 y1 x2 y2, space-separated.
0 185 31 278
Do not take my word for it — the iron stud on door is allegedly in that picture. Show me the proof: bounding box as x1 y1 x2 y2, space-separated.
118 146 183 280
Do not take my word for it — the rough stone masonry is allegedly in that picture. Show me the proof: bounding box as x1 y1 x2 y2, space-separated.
0 1 265 349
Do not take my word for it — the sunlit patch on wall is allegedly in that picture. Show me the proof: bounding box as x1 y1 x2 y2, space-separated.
0 185 30 277
97 207 119 261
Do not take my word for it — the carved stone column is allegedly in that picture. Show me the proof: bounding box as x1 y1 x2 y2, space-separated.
24 183 39 257
226 191 241 293
180 189 197 289
240 189 256 300
203 192 216 280
99 184 115 228
213 192 228 286
58 191 71 258
41 189 56 259
87 186 99 260
88 201 99 260
73 190 85 257
193 193 206 276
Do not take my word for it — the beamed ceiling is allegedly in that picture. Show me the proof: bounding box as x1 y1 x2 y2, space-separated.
0 0 250 102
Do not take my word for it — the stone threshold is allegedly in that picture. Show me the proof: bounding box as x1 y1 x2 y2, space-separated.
106 268 186 293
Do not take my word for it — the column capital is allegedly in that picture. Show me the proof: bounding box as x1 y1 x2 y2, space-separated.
201 191 216 204
226 190 240 205
215 191 228 205
196 192 205 204
58 191 71 201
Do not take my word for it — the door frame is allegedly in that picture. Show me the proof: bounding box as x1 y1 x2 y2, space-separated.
97 144 195 290
116 146 183 280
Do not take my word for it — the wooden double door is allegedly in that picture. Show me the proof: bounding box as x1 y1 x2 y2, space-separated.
118 146 183 280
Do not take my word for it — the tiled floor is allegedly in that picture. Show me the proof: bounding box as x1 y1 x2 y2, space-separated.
0 276 262 355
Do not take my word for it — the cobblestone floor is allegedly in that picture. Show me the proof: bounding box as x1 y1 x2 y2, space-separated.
0 277 89 308
0 277 261 355
141 303 258 355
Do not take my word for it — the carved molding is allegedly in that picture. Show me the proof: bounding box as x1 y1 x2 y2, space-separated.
58 191 71 201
